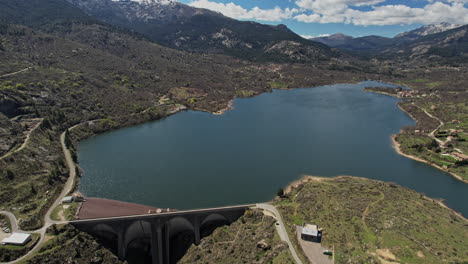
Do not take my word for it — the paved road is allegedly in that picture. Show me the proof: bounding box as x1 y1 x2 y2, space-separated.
0 211 19 233
45 131 77 225
256 203 303 264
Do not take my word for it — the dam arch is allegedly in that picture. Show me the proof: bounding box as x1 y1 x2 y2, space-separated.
71 204 250 264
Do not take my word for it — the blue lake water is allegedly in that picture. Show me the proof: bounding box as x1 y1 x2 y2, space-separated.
78 81 468 216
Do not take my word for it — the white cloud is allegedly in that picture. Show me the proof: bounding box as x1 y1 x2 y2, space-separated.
445 0 468 3
295 0 385 15
295 13 346 23
188 0 299 22
300 34 330 39
188 0 468 26
294 0 468 25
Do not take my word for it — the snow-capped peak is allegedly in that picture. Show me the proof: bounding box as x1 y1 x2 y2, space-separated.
417 23 462 36
111 0 175 5
396 23 462 39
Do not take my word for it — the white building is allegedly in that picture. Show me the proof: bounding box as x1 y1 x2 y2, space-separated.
301 223 322 242
1 233 31 246
62 196 74 203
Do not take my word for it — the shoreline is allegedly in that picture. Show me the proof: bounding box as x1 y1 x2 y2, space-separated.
208 79 369 116
363 83 467 184
391 134 468 184
396 103 418 121
393 103 467 184
212 99 234 115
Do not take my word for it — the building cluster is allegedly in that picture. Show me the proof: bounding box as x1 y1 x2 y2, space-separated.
397 90 420 98
436 129 468 161
452 152 468 161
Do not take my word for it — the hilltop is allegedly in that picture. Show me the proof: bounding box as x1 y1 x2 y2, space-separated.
183 176 468 264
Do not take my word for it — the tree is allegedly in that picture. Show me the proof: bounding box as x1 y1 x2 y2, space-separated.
30 184 37 194
64 129 73 148
416 144 423 152
427 139 439 149
6 170 14 180
454 160 468 167
276 188 284 197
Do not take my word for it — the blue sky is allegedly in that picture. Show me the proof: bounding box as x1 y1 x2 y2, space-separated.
178 0 468 38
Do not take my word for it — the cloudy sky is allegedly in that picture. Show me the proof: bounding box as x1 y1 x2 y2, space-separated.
178 0 468 38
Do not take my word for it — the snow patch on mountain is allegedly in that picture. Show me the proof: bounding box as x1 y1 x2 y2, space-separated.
396 23 462 39
111 0 175 5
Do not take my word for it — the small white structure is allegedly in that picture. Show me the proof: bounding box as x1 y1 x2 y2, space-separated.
301 223 322 242
1 233 31 246
62 196 74 203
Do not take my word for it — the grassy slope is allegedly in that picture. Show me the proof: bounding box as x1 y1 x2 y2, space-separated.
180 209 295 264
276 176 467 264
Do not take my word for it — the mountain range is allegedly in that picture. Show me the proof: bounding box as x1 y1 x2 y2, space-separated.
64 0 336 62
63 0 466 63
312 22 467 61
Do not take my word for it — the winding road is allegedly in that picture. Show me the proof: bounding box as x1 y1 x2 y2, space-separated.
419 106 445 144
0 129 75 264
415 104 465 154
0 118 44 161
256 203 304 264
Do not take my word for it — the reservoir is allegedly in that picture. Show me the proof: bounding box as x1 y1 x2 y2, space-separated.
78 81 468 216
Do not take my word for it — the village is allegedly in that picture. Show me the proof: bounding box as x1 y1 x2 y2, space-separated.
435 128 468 162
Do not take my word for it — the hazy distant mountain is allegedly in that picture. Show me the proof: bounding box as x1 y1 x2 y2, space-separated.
395 23 462 41
311 33 353 47
313 34 395 52
313 23 465 57
65 0 336 62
